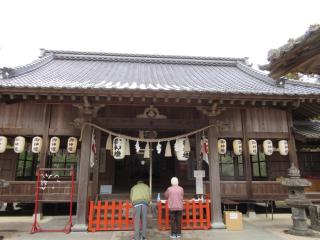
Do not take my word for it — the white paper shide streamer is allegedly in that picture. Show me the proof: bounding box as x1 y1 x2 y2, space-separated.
135 140 141 153
144 142 150 159
125 139 131 156
106 135 112 150
156 141 162 154
165 141 172 157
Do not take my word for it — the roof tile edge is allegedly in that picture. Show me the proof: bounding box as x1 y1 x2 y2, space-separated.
1 54 54 79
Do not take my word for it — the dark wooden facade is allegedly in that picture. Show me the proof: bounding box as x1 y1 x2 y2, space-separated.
0 101 296 203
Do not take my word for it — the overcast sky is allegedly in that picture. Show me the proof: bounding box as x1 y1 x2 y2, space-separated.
0 0 319 69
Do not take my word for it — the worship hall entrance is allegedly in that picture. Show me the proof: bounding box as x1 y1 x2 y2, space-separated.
97 128 201 198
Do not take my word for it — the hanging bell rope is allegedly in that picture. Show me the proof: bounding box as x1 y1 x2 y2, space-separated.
79 122 222 142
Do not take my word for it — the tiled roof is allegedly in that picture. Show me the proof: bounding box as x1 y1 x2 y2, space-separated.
1 49 320 96
266 24 320 62
294 121 320 140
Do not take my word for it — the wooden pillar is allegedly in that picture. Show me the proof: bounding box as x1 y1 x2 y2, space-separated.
92 129 101 199
195 132 202 170
73 124 92 232
241 110 253 198
36 104 51 218
208 123 225 228
286 110 299 168
39 104 51 169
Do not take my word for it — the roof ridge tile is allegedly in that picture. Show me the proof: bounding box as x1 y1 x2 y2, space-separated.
42 49 246 62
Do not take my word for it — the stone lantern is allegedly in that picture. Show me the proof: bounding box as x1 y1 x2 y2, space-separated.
281 163 313 236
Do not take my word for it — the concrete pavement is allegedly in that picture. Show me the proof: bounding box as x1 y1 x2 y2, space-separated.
0 214 319 240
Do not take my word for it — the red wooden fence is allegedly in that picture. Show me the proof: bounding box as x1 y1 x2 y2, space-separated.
158 200 211 230
88 200 133 232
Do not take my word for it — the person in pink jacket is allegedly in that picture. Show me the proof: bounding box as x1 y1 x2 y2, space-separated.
164 177 184 239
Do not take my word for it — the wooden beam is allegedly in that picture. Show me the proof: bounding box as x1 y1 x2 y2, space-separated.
73 125 92 231
95 118 207 130
208 122 225 228
247 132 289 139
0 128 43 135
49 128 81 136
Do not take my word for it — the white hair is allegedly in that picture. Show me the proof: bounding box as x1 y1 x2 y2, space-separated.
171 177 179 186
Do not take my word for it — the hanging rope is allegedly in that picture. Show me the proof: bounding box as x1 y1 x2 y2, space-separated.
79 122 223 142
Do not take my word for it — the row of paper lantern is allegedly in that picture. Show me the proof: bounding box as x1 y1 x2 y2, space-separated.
0 135 289 157
0 136 78 154
217 139 289 156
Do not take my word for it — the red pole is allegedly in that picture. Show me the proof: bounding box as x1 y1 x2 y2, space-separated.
31 169 41 233
69 165 75 232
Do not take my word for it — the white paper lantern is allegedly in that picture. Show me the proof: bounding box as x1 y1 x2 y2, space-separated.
113 137 126 159
14 136 25 153
50 137 60 154
32 136 43 154
263 140 273 156
67 137 78 154
0 136 8 153
278 140 289 156
175 138 190 161
217 139 227 155
233 139 242 155
248 139 258 155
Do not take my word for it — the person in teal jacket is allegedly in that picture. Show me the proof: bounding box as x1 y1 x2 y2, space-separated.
130 180 150 240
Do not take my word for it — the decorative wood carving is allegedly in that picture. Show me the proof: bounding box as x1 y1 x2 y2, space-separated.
136 105 167 119
71 96 105 127
196 103 226 117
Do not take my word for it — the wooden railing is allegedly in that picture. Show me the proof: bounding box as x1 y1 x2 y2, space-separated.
205 181 288 200
220 181 247 199
0 181 93 203
251 181 288 200
0 181 289 203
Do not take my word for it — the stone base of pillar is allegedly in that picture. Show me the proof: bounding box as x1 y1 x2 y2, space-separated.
72 224 88 232
285 228 314 237
211 222 226 229
246 211 257 219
